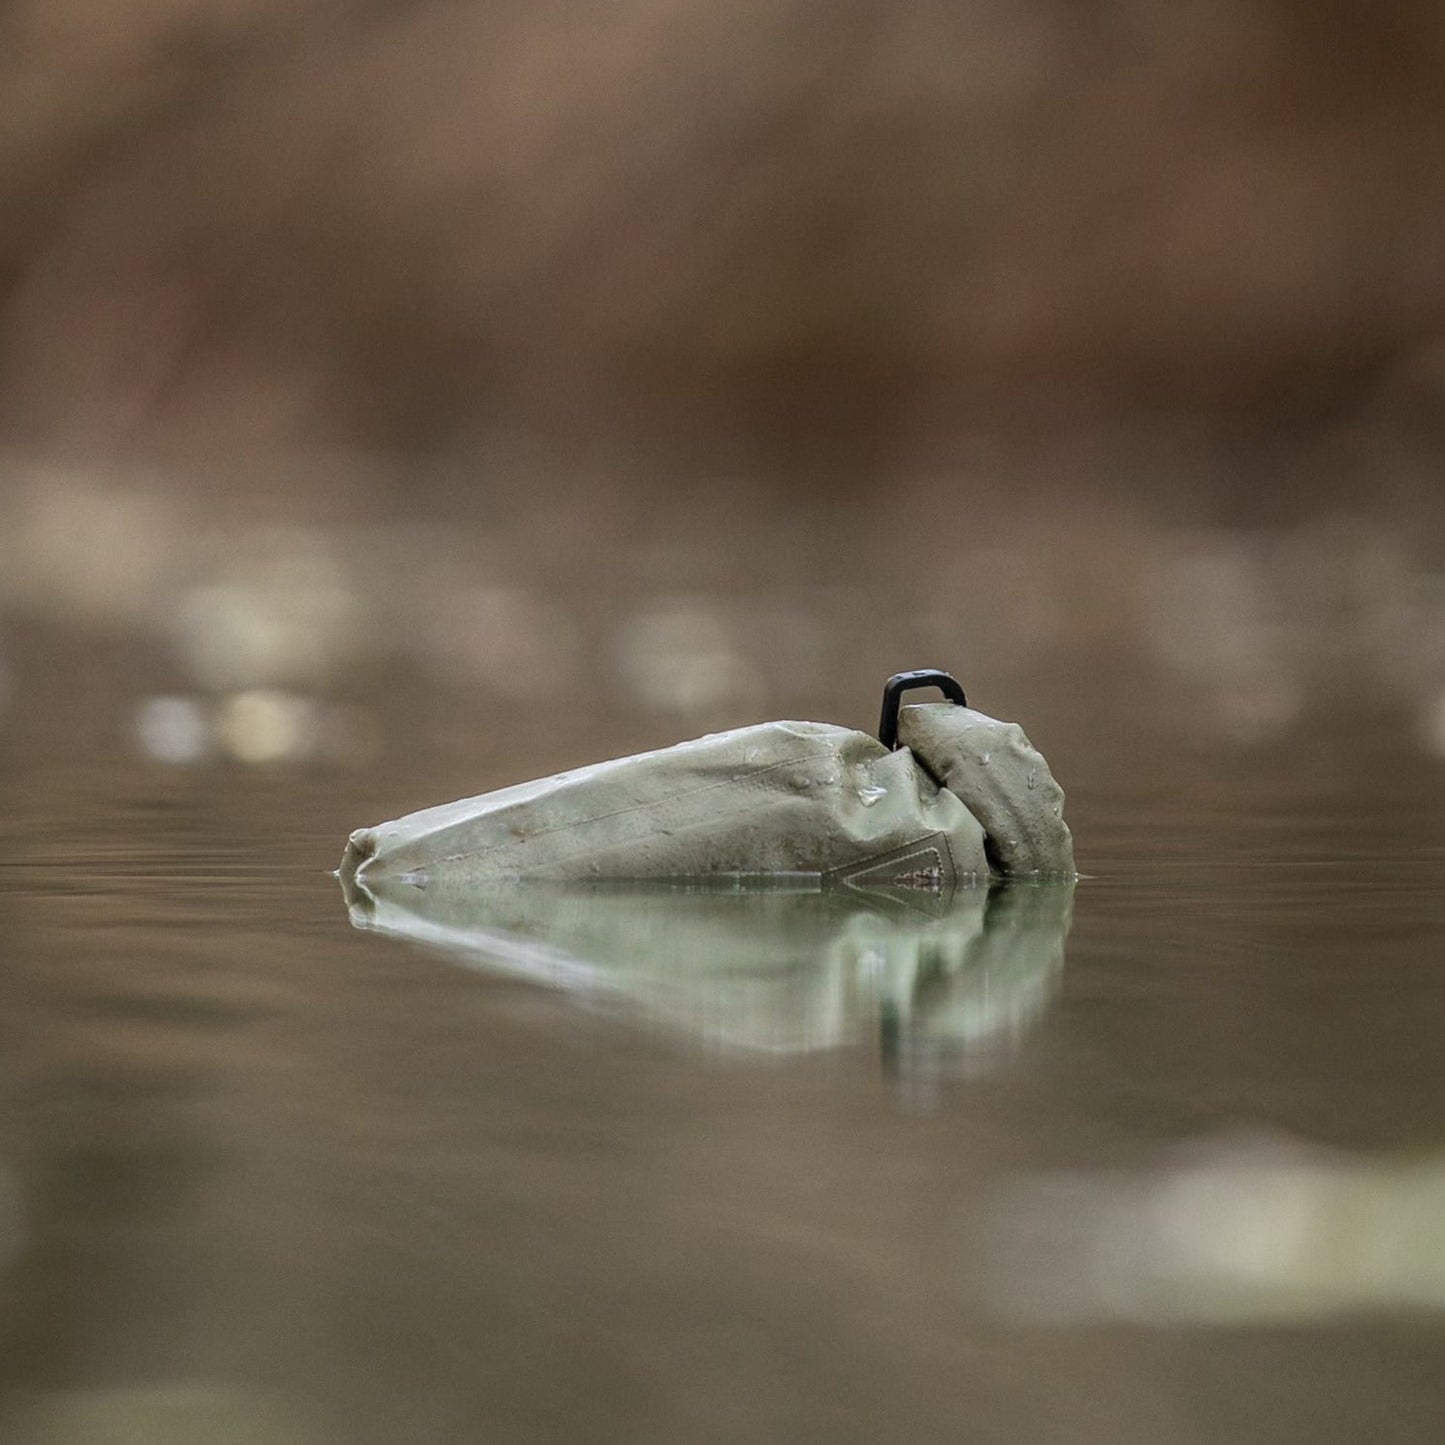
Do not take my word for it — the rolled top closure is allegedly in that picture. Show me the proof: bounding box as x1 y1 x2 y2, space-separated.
897 702 1076 880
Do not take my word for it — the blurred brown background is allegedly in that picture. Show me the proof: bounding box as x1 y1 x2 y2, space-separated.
3 0 1445 781
4 0 1445 468
2 0 1445 784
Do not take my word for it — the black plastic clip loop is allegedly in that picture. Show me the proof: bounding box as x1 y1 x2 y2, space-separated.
878 669 967 750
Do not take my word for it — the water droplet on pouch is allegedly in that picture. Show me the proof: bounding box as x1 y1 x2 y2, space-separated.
857 784 888 807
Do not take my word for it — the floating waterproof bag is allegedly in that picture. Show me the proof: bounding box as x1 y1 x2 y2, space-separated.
341 670 1074 892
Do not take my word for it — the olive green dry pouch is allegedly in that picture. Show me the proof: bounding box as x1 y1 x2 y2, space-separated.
341 670 1074 893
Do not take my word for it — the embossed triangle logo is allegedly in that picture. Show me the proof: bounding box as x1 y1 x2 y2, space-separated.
825 835 957 903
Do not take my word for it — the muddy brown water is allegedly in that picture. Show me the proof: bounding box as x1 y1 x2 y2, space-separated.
1 712 1444 1444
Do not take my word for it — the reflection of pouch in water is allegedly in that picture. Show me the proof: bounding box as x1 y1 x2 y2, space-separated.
342 671 1074 891
341 871 1074 1071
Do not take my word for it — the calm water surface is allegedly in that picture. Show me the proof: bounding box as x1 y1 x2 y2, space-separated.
2 727 1444 1444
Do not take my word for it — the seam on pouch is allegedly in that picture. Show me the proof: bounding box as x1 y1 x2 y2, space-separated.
899 738 948 793
423 748 843 868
